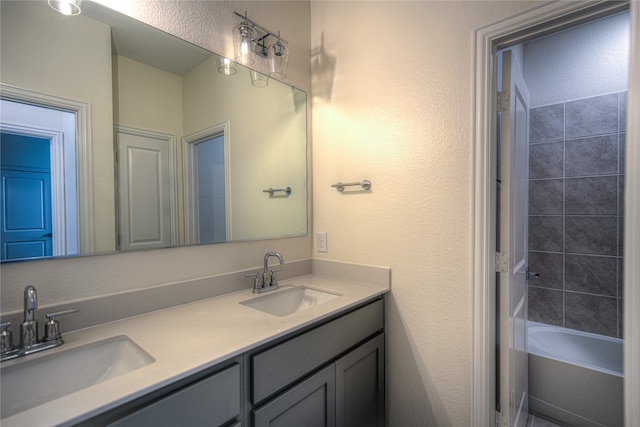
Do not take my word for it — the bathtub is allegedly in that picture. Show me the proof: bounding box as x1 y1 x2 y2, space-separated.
528 321 623 427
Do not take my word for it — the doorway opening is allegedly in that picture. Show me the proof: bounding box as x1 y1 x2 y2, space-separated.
0 99 79 260
520 11 628 340
194 134 226 244
0 83 94 257
496 10 629 425
183 122 230 245
471 1 638 426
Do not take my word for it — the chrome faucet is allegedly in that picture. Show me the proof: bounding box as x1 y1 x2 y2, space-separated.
21 285 38 348
1 286 78 362
246 252 285 293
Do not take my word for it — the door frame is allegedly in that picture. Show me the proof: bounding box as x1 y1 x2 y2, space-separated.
471 1 639 425
0 83 94 254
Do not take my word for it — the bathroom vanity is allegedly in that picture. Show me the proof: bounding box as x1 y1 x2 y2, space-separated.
86 298 383 427
0 270 389 427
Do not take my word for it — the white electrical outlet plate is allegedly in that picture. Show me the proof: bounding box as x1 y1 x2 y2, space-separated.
317 232 327 252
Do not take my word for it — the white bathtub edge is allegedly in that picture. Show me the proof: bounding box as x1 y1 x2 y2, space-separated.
529 396 607 427
528 351 623 427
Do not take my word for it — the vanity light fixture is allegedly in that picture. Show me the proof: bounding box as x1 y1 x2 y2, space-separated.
232 11 290 80
250 70 269 88
48 0 82 16
268 32 289 79
233 12 257 66
216 56 237 76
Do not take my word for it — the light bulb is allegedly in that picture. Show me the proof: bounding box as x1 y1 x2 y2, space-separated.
234 23 256 66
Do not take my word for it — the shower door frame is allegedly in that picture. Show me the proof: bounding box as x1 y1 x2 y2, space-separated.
470 1 640 425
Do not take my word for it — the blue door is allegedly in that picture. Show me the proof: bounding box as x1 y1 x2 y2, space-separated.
0 133 52 260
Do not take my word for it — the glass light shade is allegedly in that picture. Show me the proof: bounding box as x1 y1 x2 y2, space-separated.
233 23 256 66
48 0 82 15
216 56 237 76
250 70 269 88
268 41 289 79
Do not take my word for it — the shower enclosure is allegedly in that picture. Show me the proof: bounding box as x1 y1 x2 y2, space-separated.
523 11 629 426
527 90 627 339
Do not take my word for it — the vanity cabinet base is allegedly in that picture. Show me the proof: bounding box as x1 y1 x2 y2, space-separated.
251 333 385 427
79 296 385 427
249 298 385 427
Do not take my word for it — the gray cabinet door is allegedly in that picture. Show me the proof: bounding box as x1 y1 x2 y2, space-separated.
252 364 336 427
336 334 385 427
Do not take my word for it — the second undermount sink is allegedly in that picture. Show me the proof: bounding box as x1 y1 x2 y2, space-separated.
241 286 343 317
1 335 154 419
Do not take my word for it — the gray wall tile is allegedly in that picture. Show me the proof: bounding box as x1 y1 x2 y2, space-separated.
565 176 618 215
528 91 625 336
565 93 618 139
529 216 564 252
619 133 626 174
565 254 617 296
529 179 563 215
530 103 564 143
529 287 563 326
565 292 617 337
618 298 623 338
618 258 623 299
619 175 624 216
530 141 564 178
565 135 618 177
619 217 624 257
529 251 563 289
620 92 627 132
565 216 617 256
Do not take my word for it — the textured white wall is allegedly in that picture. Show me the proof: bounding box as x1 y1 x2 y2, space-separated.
113 55 183 136
0 1 311 312
524 11 630 107
310 1 540 425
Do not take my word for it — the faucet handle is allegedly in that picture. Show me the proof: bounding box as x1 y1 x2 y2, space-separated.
44 308 79 342
1 322 15 353
269 269 283 288
246 272 264 292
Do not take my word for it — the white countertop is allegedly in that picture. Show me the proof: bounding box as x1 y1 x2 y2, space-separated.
1 274 389 426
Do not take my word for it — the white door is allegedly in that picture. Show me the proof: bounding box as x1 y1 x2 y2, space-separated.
497 49 530 427
116 127 174 251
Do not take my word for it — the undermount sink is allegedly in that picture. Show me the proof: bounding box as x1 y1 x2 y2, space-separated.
1 335 154 419
240 286 343 317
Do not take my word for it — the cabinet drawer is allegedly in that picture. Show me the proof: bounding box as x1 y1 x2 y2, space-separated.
252 299 383 403
109 363 241 427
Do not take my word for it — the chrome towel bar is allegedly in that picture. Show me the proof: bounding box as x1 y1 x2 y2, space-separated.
263 186 292 196
331 180 371 192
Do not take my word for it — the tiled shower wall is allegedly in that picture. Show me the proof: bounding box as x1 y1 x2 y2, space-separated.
528 91 627 338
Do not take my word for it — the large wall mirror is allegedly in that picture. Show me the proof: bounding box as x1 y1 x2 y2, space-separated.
0 1 307 262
